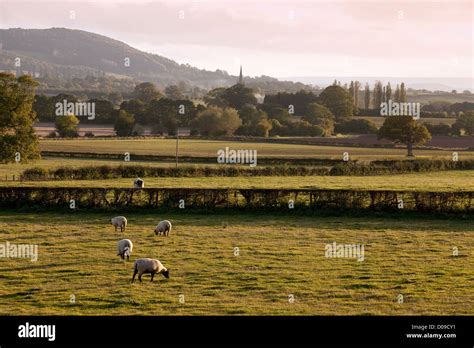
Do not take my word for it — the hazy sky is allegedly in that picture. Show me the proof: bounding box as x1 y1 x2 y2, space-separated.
0 0 472 79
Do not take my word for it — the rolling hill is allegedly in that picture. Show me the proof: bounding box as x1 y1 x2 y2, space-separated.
0 28 310 92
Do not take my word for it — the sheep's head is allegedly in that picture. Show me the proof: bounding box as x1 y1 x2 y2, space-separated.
124 247 130 258
163 269 170 279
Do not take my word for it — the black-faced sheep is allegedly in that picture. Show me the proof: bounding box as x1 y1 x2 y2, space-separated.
131 258 170 282
154 220 172 236
111 216 127 232
117 239 133 261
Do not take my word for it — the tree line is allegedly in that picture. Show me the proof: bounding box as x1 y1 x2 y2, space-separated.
1 72 473 163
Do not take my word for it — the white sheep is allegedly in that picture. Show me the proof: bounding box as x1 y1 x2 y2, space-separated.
117 239 133 261
111 216 127 232
132 258 170 282
154 220 172 236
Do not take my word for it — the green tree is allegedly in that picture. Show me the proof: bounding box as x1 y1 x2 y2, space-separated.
385 82 392 101
133 82 163 104
220 107 242 135
88 99 115 123
302 102 335 136
204 87 227 107
348 81 355 103
238 105 267 126
394 84 401 102
364 83 371 109
318 85 353 120
164 85 184 100
373 81 383 110
55 114 79 138
221 84 257 110
335 119 378 134
192 106 241 136
255 118 273 137
354 81 361 109
378 116 431 157
0 73 41 163
114 110 136 137
33 94 54 122
452 111 474 135
400 82 407 102
263 91 318 116
161 114 178 135
266 106 291 124
120 99 147 123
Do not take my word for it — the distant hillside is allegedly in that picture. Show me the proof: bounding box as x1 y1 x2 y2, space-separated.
0 28 311 93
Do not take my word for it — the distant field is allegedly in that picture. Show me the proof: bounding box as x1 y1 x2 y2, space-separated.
0 212 471 315
3 170 474 192
39 138 474 160
353 116 457 128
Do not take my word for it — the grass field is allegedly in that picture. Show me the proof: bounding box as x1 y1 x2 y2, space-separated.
353 116 457 127
0 212 472 315
39 138 474 160
3 170 474 192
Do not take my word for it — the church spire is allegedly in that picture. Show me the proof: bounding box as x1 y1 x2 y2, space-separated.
238 65 243 84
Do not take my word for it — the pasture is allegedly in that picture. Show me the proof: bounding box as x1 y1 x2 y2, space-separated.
0 212 472 315
1 137 473 316
39 138 474 160
2 170 474 192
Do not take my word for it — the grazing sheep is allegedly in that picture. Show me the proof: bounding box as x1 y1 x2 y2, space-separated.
111 216 127 232
132 258 170 282
154 220 172 236
134 178 144 188
117 239 133 261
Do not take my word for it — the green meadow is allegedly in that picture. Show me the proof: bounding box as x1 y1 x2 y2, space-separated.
0 212 472 315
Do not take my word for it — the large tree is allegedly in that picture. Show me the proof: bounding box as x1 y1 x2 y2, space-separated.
263 90 318 115
378 116 431 157
394 84 401 102
87 99 115 123
220 84 257 110
353 81 361 109
255 118 273 137
55 114 79 137
164 85 184 100
302 102 335 136
114 110 136 137
33 94 54 122
120 99 147 123
400 82 407 102
364 83 371 109
133 82 163 104
318 85 353 121
0 73 41 163
452 111 474 135
192 106 241 136
236 105 270 136
385 82 392 101
373 81 383 110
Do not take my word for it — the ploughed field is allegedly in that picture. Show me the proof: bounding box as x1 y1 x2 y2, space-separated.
0 212 472 315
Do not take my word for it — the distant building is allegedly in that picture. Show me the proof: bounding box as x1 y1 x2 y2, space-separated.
238 65 243 85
